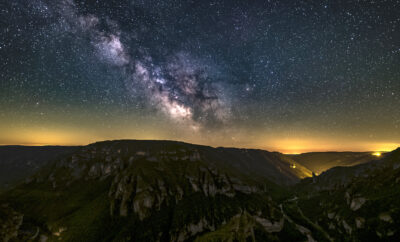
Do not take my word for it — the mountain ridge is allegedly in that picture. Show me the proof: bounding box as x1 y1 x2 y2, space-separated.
0 140 399 241
0 139 311 241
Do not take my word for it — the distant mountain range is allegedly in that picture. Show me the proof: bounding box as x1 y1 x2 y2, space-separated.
0 140 399 241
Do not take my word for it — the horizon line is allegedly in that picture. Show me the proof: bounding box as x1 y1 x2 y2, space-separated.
0 138 396 154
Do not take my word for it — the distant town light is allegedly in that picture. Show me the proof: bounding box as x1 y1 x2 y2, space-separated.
372 152 382 157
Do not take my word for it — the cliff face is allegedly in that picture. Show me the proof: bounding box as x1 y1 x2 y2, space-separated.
35 140 310 186
0 140 310 241
1 140 398 241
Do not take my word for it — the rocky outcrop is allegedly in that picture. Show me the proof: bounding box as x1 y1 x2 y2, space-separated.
0 204 23 242
342 220 352 234
355 217 365 228
172 218 214 241
350 197 366 211
254 216 284 233
108 162 260 219
28 141 282 222
379 213 393 223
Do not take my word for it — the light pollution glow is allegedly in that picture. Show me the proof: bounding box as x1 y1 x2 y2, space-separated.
372 152 382 157
2 0 400 154
1 123 398 154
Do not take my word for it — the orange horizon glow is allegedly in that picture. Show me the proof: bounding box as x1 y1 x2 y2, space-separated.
1 122 399 153
1 133 399 155
261 138 400 154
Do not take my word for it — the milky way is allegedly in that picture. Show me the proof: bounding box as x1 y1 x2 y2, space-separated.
1 0 400 152
52 0 231 130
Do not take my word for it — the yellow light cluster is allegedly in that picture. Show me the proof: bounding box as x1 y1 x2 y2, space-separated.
372 152 382 157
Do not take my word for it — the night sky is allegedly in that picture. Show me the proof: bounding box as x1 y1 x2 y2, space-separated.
1 0 400 153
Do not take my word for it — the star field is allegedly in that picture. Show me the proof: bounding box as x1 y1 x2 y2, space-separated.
1 0 400 152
